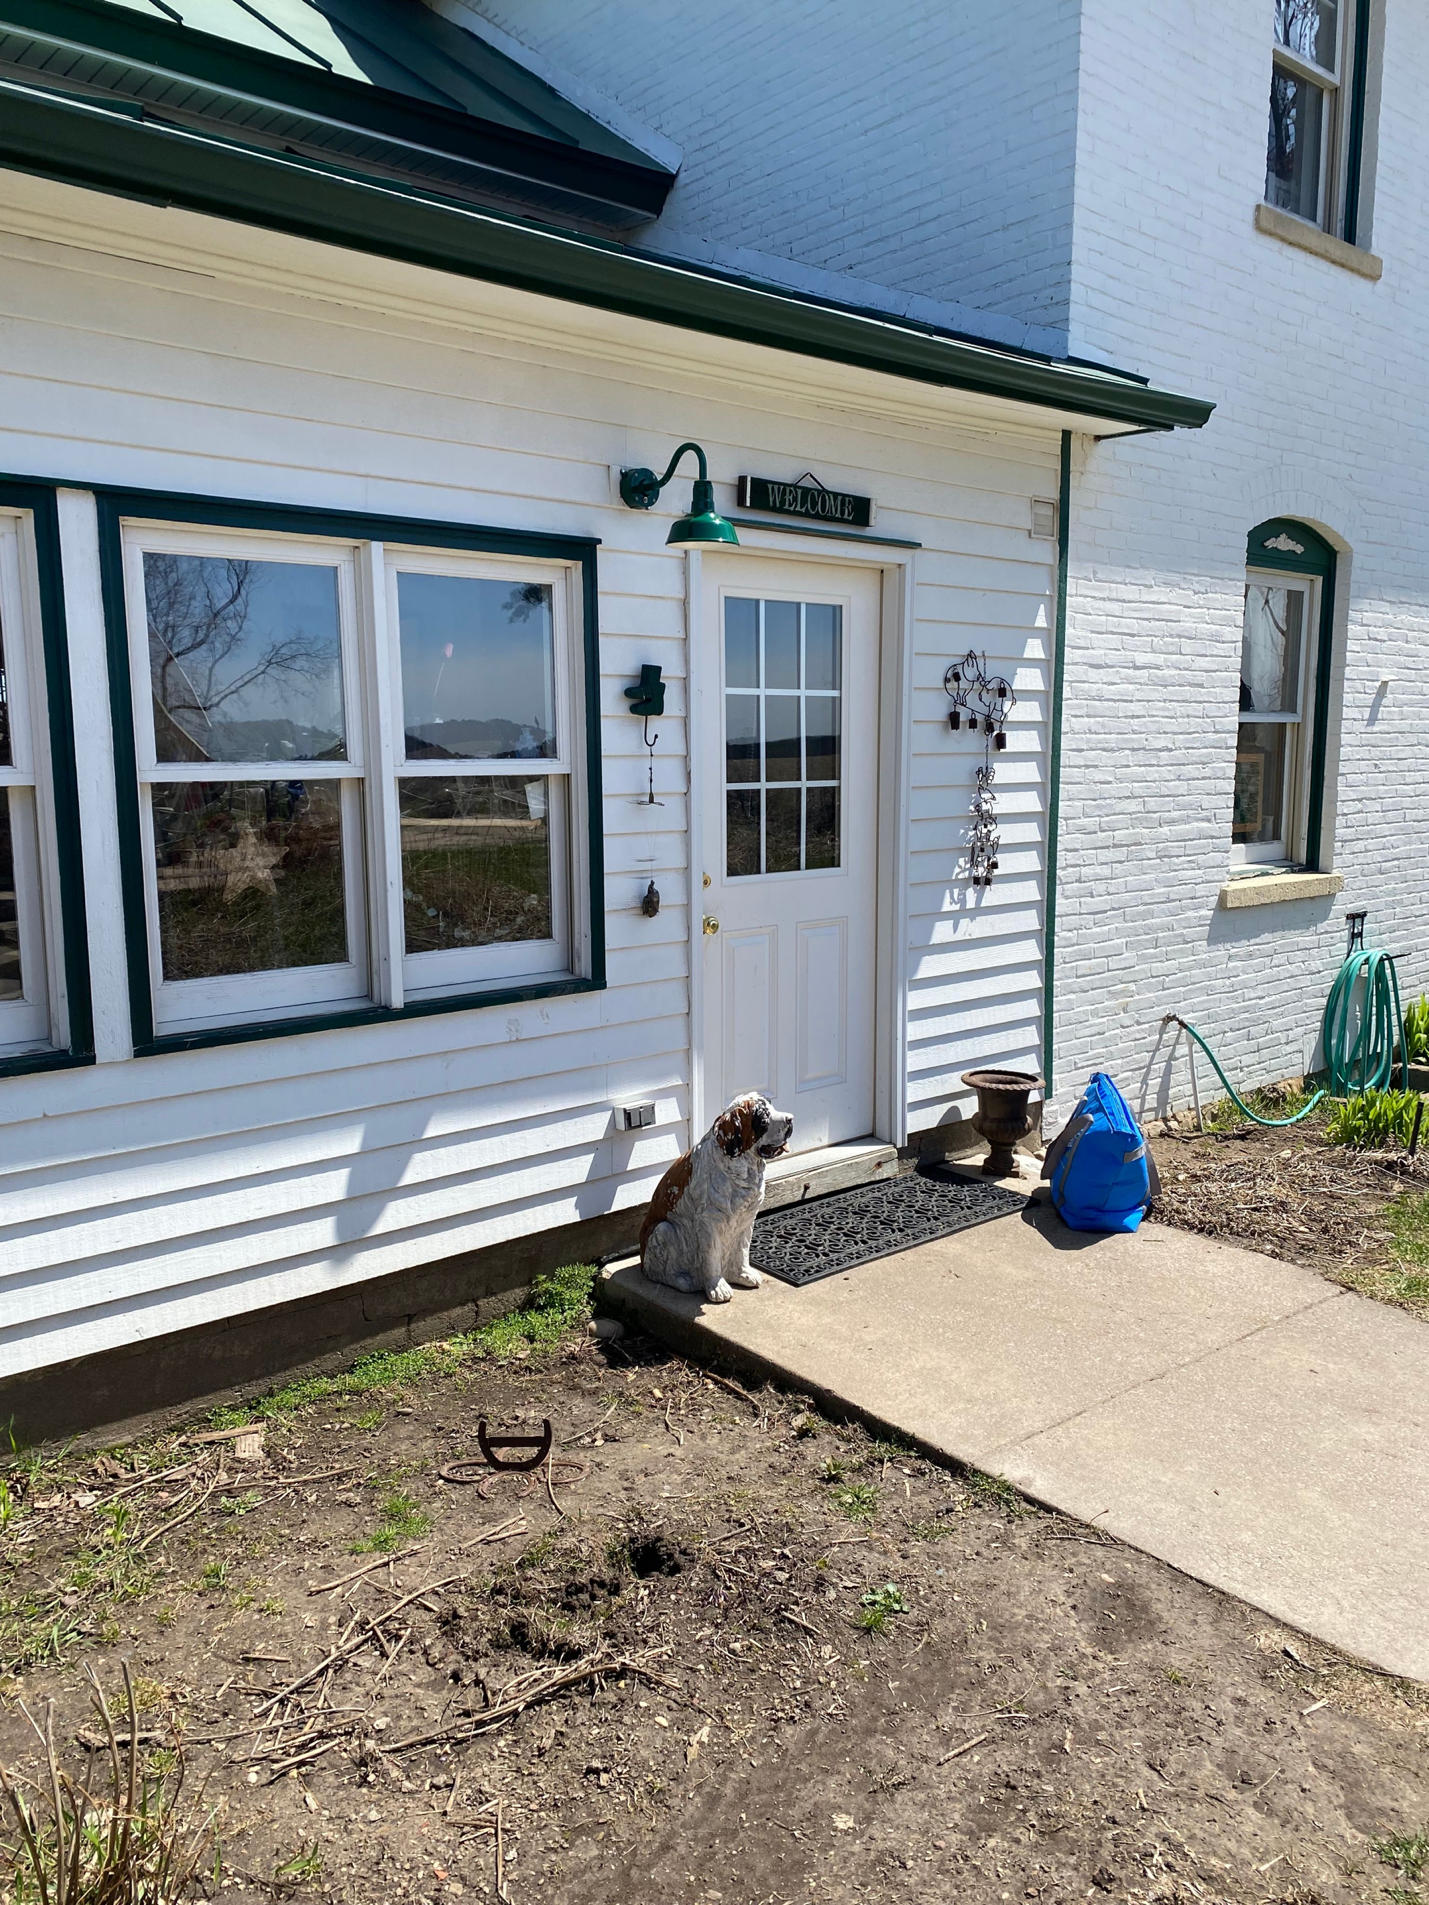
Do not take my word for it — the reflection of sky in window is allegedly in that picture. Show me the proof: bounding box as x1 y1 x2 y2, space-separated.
398 574 555 760
1275 0 1337 68
145 554 344 761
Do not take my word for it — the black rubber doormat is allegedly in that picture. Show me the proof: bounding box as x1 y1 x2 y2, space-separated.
750 1169 1028 1288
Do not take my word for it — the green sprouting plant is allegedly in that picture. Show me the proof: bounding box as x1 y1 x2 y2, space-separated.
217 1493 260 1518
275 1843 325 1884
351 1488 431 1555
1404 996 1429 1066
200 1561 230 1591
964 1470 1032 1517
832 1484 878 1522
1326 1088 1423 1150
820 1455 855 1484
856 1583 908 1635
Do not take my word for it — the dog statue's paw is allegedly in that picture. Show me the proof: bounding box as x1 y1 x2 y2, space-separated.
728 1266 762 1289
705 1279 734 1304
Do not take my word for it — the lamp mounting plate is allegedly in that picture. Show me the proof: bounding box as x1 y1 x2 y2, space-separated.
620 466 660 510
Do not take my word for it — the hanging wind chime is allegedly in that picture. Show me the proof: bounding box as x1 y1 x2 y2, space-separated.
944 651 1015 888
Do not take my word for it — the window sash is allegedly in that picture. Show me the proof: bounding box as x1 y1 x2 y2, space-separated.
1231 569 1316 867
0 514 56 1053
1267 1 1357 235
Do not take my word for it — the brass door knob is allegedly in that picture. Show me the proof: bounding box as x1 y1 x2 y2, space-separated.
702 915 720 936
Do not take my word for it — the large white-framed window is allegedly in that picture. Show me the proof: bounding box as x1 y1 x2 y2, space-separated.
116 516 594 1042
1232 566 1318 867
0 509 62 1056
1265 0 1362 234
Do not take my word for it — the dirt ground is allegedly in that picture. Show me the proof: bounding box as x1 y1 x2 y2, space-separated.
2 1318 1427 1905
1148 1101 1429 1323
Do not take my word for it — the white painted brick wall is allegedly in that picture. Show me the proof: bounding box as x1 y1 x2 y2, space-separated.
1050 0 1429 1123
466 0 1081 344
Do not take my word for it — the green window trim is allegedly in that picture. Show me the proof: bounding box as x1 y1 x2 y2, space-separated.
1342 0 1372 248
0 79 1215 436
0 475 94 1080
1244 517 1337 874
93 486 606 1059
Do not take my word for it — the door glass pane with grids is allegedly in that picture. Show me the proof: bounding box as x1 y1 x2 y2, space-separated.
724 596 842 878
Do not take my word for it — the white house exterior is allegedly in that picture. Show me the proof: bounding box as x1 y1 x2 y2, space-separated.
0 0 1420 1433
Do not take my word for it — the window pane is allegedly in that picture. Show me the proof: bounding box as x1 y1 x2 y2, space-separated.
725 693 760 783
725 598 759 689
764 601 800 689
806 785 839 870
145 554 345 764
765 787 801 873
0 612 11 768
0 790 20 999
1233 723 1291 847
151 780 347 980
398 574 555 762
1267 67 1325 221
805 696 841 782
1275 0 1338 71
399 776 552 952
805 603 842 691
726 788 761 878
764 696 801 781
1241 585 1305 715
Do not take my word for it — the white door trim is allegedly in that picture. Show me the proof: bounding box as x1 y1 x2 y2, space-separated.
682 532 914 1149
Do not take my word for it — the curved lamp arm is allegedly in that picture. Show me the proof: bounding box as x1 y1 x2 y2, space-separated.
620 441 708 509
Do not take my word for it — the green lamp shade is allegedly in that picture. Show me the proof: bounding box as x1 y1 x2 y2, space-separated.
666 478 739 546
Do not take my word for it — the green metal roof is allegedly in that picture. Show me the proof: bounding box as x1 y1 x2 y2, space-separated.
0 0 675 218
0 72 1216 434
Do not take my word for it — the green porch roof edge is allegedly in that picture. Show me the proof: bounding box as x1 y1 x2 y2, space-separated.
0 81 1216 431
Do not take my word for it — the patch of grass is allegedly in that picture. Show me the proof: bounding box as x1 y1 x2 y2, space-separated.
964 1470 1034 1518
820 1455 856 1484
867 1439 912 1465
908 1517 953 1541
209 1263 598 1427
1387 1192 1429 1268
856 1583 907 1635
1374 1831 1429 1884
218 1492 259 1517
200 1561 230 1591
352 1407 385 1431
832 1483 878 1522
1201 1081 1319 1133
351 1488 432 1555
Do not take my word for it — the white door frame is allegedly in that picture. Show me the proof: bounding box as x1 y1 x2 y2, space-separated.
684 532 914 1148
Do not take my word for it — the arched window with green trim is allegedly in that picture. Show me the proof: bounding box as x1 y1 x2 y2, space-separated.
1235 518 1336 872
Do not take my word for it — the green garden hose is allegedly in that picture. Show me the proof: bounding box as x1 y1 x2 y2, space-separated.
1170 948 1405 1128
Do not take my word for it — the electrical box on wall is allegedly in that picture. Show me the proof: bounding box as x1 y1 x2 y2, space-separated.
616 1104 657 1131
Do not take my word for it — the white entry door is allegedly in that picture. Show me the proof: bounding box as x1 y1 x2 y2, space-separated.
698 556 881 1152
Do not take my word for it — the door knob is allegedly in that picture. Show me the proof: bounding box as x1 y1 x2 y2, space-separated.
702 915 720 936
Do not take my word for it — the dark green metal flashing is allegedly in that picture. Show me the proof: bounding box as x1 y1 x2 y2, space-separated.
1246 518 1336 872
726 518 922 550
0 0 673 214
0 79 1215 433
92 485 606 1058
1040 431 1071 1096
0 476 94 1079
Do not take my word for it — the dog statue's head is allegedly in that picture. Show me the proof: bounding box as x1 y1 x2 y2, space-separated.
714 1092 794 1162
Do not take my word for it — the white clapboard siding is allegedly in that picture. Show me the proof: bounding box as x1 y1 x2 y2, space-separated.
0 176 1061 1376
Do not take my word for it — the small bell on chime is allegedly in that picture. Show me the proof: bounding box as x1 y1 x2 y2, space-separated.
994 729 1007 751
983 715 995 735
949 709 961 731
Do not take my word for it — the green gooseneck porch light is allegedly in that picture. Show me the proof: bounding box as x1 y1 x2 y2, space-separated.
619 441 739 545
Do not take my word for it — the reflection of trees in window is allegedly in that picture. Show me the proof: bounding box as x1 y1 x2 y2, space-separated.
0 643 10 766
145 555 333 759
502 583 548 623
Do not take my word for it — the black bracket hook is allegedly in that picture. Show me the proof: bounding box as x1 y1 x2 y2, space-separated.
476 1418 553 1472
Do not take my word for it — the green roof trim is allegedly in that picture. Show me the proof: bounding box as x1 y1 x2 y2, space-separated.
0 78 1216 431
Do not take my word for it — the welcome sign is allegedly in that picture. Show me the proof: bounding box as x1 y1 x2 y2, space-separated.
737 474 874 528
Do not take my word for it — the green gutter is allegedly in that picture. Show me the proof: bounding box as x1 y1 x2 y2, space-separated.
1041 430 1072 1095
0 82 1215 432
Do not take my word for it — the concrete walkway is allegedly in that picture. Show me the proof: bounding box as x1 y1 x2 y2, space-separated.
602 1188 1429 1683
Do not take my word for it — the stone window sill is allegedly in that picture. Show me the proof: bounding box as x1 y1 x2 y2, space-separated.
1254 203 1382 280
1219 869 1344 910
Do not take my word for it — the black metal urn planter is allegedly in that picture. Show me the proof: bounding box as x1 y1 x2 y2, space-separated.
961 1068 1045 1176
